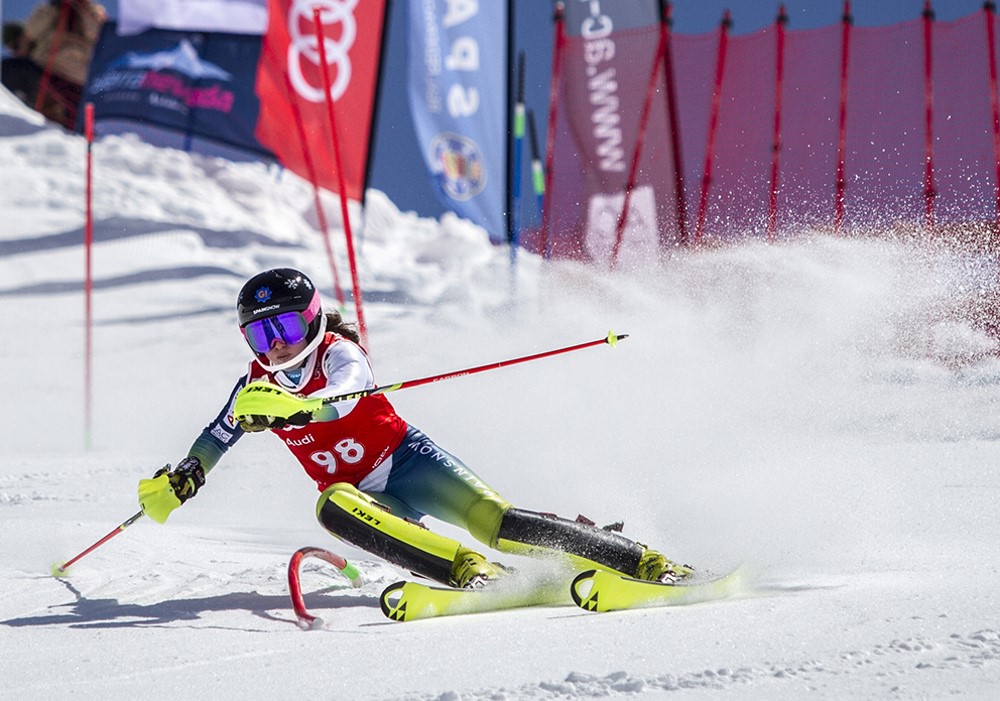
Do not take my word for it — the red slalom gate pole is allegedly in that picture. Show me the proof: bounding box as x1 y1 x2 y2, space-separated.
287 547 363 628
312 7 368 348
280 69 347 312
52 510 145 576
314 331 628 407
84 102 95 449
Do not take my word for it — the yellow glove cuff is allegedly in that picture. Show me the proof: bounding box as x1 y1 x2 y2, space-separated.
138 473 182 524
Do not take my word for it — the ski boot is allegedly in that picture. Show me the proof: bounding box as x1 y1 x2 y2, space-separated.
450 547 503 589
635 548 694 584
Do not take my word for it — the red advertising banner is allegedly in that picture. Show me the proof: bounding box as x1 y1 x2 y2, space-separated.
255 0 386 200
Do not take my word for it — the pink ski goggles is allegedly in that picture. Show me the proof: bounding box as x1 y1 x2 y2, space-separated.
241 295 321 354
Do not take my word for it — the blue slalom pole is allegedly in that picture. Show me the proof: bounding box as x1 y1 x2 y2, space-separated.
527 108 548 259
510 51 526 295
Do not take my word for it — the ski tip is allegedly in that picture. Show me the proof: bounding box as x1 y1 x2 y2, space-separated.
570 569 600 609
51 561 69 578
380 580 408 622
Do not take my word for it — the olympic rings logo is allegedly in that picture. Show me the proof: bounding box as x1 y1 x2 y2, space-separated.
286 0 359 103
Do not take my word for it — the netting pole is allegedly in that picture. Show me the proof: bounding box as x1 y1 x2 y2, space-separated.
608 19 666 268
660 1 689 246
985 1 1000 246
694 10 731 245
922 1 937 232
834 1 853 234
541 1 567 261
767 6 788 242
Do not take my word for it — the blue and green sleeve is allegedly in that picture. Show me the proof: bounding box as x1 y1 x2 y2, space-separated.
185 377 247 474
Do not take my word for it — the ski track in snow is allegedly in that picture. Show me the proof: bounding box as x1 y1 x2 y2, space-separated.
392 628 1000 700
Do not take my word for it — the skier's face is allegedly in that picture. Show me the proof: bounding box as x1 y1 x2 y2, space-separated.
264 335 309 367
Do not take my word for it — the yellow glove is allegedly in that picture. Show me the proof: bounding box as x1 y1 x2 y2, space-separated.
138 459 205 524
138 471 181 524
234 382 323 431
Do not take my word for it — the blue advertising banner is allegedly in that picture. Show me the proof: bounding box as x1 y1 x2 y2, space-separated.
406 0 508 242
80 23 273 158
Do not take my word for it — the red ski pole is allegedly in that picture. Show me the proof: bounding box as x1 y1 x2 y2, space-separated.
52 510 145 577
317 330 629 406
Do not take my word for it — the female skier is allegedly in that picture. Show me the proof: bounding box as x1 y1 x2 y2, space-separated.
138 268 692 588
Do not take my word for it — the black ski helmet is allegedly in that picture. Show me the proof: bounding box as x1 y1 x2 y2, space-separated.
236 268 326 370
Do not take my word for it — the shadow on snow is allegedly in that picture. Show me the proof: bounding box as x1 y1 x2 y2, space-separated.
0 216 305 258
1 580 377 629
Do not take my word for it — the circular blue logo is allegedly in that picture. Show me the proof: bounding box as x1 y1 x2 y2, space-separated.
429 133 486 202
254 286 272 303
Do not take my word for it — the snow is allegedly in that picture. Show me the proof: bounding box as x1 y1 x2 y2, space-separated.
2 84 1000 699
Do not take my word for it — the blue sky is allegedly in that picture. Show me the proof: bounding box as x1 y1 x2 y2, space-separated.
3 0 991 222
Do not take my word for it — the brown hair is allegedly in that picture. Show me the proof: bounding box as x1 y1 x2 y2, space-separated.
325 310 360 344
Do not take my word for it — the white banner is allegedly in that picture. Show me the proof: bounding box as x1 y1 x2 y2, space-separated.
118 0 269 36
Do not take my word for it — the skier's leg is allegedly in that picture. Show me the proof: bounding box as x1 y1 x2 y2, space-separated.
493 508 643 572
379 452 691 581
315 482 499 587
492 508 693 582
361 428 691 583
373 428 513 548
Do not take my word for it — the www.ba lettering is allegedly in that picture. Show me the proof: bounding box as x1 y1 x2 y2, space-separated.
407 440 454 467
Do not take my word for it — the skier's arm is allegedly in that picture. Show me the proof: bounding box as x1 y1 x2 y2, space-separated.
184 377 248 473
232 341 375 426
307 340 376 422
138 378 247 524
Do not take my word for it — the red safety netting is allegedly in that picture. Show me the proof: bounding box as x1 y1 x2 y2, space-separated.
774 23 842 235
931 12 998 224
690 22 778 242
545 6 1000 263
841 20 926 230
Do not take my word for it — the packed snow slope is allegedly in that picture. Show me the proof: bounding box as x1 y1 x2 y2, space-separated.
2 86 1000 700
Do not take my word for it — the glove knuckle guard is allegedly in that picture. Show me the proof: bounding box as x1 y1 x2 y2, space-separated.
138 472 182 524
137 458 204 524
234 381 322 422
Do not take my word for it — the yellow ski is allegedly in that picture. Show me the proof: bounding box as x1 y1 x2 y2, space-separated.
570 567 744 613
380 574 570 622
